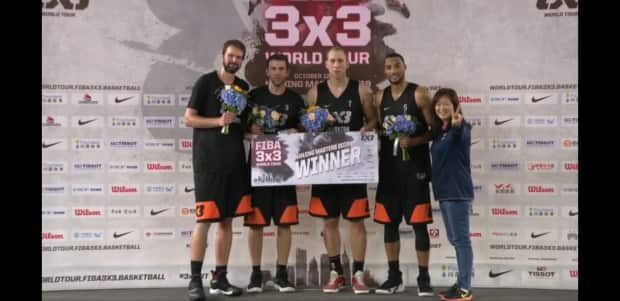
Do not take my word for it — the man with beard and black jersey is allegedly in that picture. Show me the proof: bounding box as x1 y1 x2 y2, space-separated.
184 39 252 300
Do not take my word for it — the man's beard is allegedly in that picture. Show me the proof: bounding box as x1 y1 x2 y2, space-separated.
270 78 285 87
223 63 240 74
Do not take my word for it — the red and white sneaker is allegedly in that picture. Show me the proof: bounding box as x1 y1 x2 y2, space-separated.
322 270 345 293
352 270 370 294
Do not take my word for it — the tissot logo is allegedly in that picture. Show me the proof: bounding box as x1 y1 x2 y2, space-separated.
527 266 556 279
71 184 105 195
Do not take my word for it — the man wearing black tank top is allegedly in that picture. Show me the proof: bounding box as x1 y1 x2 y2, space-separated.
185 40 252 301
306 46 378 294
373 53 435 296
244 54 305 293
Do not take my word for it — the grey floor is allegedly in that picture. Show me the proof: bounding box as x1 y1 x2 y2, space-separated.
43 287 578 301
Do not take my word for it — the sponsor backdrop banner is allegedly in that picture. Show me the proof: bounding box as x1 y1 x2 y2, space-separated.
42 0 577 290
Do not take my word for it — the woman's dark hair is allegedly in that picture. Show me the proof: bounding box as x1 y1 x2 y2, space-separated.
430 88 461 138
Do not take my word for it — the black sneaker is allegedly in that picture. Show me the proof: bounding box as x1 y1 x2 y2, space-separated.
438 283 459 298
376 270 404 294
441 285 472 301
273 274 296 293
246 272 263 293
209 270 242 296
188 277 206 301
417 274 435 297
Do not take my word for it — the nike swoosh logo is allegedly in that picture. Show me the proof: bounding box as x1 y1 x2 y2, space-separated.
531 95 552 103
150 208 170 216
78 119 97 126
184 187 195 193
531 232 551 239
470 140 480 146
494 118 514 126
569 210 578 216
489 270 512 278
42 141 62 148
115 96 133 103
383 107 390 111
113 231 133 238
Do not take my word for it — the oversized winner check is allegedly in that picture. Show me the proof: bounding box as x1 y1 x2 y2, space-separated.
250 131 378 186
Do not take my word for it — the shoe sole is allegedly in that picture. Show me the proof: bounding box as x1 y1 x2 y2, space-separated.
209 288 241 296
353 289 370 294
246 287 263 293
322 287 344 293
418 291 435 297
274 284 296 293
376 283 405 294
187 295 206 301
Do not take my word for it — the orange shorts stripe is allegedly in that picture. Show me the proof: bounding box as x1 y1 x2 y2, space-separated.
409 203 432 224
195 201 220 221
347 198 369 219
309 197 328 216
235 194 252 215
279 205 299 224
244 207 267 225
373 202 391 223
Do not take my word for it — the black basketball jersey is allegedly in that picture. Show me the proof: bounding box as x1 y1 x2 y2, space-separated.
248 86 305 134
187 71 250 172
316 79 364 132
379 82 431 175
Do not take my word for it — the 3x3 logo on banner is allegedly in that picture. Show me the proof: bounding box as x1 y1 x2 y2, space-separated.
42 0 89 10
536 0 578 10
